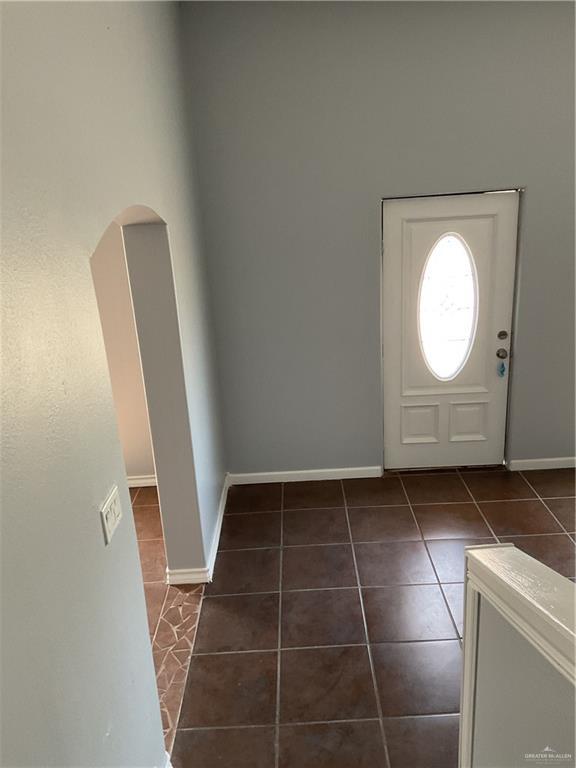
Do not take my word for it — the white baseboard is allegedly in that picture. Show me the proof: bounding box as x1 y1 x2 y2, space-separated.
166 566 210 585
127 474 156 488
166 474 230 586
166 466 385 584
204 474 231 579
508 457 576 471
227 466 383 485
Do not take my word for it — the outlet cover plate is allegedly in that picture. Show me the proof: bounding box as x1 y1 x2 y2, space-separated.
101 485 122 545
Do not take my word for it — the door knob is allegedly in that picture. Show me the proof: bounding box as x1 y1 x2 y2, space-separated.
496 348 508 359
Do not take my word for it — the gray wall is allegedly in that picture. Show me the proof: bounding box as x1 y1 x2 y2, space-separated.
473 599 575 766
1 3 223 765
182 1 575 473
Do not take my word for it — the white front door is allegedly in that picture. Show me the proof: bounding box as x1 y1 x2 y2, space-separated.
382 191 519 469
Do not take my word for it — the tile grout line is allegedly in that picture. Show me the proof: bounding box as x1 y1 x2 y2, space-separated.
175 711 459 733
274 483 285 768
192 636 462 656
177 718 382 732
455 470 501 543
396 475 463 644
222 497 555 517
218 534 498 554
202 581 467 599
341 480 392 768
519 472 573 536
194 645 366 657
178 712 459 732
495 532 574 539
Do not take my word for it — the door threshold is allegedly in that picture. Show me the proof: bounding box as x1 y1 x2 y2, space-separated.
388 464 507 474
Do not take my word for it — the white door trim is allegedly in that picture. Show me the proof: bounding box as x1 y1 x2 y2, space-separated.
381 190 520 470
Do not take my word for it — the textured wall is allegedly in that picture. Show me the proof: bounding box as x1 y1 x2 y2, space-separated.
1 3 223 765
182 1 575 472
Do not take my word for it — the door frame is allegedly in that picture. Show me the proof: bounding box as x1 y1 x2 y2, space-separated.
379 188 524 472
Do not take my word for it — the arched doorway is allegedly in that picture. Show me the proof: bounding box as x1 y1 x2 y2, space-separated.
91 206 204 752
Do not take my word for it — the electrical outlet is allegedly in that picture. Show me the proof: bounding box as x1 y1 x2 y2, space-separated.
101 485 122 545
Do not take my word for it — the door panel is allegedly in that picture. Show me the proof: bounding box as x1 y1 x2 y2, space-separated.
382 192 519 469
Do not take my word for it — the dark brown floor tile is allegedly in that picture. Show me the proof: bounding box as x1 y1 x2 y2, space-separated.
343 477 407 506
441 584 464 637
218 512 281 551
523 469 576 498
281 589 365 648
137 538 167 582
143 582 167 636
133 486 159 506
403 475 471 505
413 503 492 540
479 499 562 536
172 727 275 768
355 541 436 586
283 508 349 546
279 721 386 768
363 585 456 642
461 471 536 501
194 594 279 653
349 506 420 542
225 483 282 514
206 549 280 595
545 498 576 532
501 534 576 578
280 646 377 722
282 544 356 589
179 651 277 727
372 640 461 716
384 715 459 768
283 480 344 509
134 505 163 540
426 538 496 583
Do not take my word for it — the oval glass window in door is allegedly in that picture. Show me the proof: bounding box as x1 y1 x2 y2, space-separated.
418 233 478 381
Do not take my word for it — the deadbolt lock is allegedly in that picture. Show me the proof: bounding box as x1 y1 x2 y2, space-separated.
496 348 508 359
497 330 509 340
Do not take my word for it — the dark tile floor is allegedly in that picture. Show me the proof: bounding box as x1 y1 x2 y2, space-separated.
171 469 575 768
133 486 203 753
